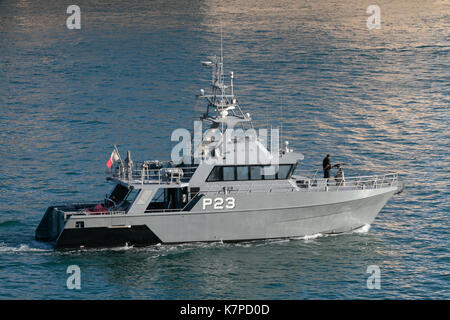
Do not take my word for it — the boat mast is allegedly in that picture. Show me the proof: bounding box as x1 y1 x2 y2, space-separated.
199 33 253 133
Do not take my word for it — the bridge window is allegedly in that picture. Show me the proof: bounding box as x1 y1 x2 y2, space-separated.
236 166 249 181
223 166 235 181
207 164 294 182
277 165 292 179
207 166 221 182
263 166 276 180
250 166 263 180
109 184 130 203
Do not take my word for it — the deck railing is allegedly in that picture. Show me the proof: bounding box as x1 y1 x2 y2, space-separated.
200 172 399 195
110 161 197 184
56 208 127 220
293 172 399 191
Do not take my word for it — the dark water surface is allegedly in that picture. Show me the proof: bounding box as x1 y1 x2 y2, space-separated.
0 0 448 299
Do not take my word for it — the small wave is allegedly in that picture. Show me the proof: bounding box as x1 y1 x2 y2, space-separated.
353 224 371 234
62 241 219 253
0 243 52 253
111 243 135 251
293 233 324 241
0 220 22 228
303 233 323 240
235 241 259 247
57 243 137 254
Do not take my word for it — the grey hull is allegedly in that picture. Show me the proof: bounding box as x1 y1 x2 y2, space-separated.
138 187 396 243
53 187 396 248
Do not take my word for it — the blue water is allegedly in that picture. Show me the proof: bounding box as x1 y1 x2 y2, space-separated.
0 0 449 299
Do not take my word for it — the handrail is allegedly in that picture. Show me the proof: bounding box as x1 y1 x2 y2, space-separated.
110 162 198 185
306 173 398 192
62 209 126 219
200 172 399 195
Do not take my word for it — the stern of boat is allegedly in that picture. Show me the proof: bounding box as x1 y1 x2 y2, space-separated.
35 203 99 243
35 206 66 242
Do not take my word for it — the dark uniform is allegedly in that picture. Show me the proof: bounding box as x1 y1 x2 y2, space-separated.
323 155 331 178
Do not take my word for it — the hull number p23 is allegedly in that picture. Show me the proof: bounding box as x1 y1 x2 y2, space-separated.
202 197 236 210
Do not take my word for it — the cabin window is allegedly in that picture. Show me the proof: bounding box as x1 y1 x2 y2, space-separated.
223 166 235 181
277 165 293 179
250 166 263 180
263 166 276 180
124 188 140 203
207 166 222 182
109 184 130 203
189 187 200 199
236 166 249 181
145 187 188 211
150 188 165 205
207 164 294 182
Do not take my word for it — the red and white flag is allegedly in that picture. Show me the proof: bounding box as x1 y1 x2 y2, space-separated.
106 149 120 168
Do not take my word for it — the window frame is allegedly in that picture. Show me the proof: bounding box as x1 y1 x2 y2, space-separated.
206 164 295 182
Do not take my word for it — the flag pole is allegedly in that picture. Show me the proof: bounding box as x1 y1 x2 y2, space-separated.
114 144 124 166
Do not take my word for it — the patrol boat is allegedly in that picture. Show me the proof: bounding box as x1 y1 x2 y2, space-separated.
35 51 403 249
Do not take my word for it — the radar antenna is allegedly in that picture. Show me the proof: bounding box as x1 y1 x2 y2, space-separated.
198 32 253 133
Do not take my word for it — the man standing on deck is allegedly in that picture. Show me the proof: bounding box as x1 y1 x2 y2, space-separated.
323 154 331 179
